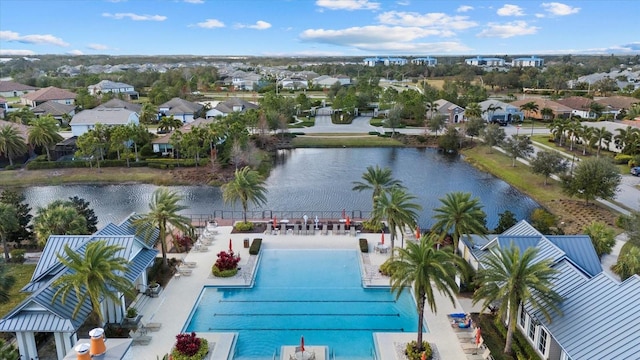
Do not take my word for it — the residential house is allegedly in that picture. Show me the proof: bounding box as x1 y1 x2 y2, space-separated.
510 98 572 120
152 117 214 154
0 80 38 98
465 56 505 67
312 75 343 88
460 220 640 360
512 56 544 68
32 101 76 125
230 70 262 90
431 99 465 123
0 214 158 360
96 98 143 114
205 98 258 119
158 97 204 124
69 108 139 136
478 99 524 124
594 96 639 119
21 86 77 107
411 57 438 66
281 77 308 90
87 80 139 100
553 96 595 119
0 97 7 118
363 57 385 67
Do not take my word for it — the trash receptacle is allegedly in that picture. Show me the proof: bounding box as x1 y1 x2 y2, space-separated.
244 238 250 248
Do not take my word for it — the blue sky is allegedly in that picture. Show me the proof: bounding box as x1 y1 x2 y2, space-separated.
1 0 638 57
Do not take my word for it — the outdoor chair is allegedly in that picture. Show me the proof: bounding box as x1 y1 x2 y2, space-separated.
266 223 272 234
350 226 356 237
339 223 345 235
293 223 300 235
322 224 328 235
281 224 287 234
140 320 162 332
183 261 197 268
129 330 152 346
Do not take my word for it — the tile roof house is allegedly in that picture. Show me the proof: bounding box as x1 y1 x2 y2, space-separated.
460 220 640 360
432 99 465 123
0 80 38 98
594 96 640 119
205 98 258 118
0 214 158 360
158 97 204 124
152 117 214 154
96 98 143 114
478 99 524 124
87 80 138 100
553 96 595 119
510 98 572 120
20 86 77 107
32 101 76 125
69 108 139 136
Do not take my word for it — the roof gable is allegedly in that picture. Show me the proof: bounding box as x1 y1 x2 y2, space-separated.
96 98 142 113
22 86 77 101
32 100 76 115
546 235 602 277
159 97 203 114
70 108 136 126
0 81 38 92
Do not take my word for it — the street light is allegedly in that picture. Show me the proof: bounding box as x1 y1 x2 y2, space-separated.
516 124 521 137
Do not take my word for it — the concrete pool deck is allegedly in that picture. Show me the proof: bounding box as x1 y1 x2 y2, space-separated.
130 226 477 360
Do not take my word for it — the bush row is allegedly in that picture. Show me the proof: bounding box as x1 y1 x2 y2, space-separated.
359 238 368 253
25 158 208 170
249 238 262 255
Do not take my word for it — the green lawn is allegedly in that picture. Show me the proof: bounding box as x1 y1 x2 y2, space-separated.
291 135 404 147
0 264 36 318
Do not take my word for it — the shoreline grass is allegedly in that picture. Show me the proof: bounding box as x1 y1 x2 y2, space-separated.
0 264 36 318
291 135 404 147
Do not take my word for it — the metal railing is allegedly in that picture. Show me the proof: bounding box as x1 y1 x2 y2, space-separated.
186 210 372 224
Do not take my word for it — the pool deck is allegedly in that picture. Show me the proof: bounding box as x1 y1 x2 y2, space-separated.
131 226 480 360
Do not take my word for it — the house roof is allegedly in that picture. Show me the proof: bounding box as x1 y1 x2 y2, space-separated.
510 98 573 114
89 80 134 91
0 119 29 141
158 97 203 115
152 117 213 145
32 101 76 116
0 81 38 93
70 108 136 126
546 235 602 277
594 95 639 110
210 97 258 115
21 86 77 102
553 96 593 111
96 98 142 113
95 213 159 248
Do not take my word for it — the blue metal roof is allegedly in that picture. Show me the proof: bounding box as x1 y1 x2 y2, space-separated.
29 236 92 285
502 220 542 236
547 235 602 277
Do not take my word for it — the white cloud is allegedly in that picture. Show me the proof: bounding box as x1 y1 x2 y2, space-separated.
194 19 225 28
396 0 410 5
102 12 167 21
477 21 539 38
457 5 473 13
0 30 69 46
0 49 36 56
315 0 380 11
497 4 525 16
183 0 204 3
377 11 477 31
88 43 109 50
541 2 580 16
68 50 84 55
235 20 272 30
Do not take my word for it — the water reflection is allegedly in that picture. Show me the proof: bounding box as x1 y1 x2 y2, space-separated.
20 148 539 230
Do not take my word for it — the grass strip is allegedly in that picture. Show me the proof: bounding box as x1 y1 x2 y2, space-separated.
292 136 404 147
0 264 36 318
0 168 185 187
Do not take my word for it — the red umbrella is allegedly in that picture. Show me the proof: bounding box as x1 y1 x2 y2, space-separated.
416 227 421 239
475 327 482 346
346 216 351 227
228 238 233 252
421 352 426 360
381 231 385 245
300 335 305 352
273 216 277 227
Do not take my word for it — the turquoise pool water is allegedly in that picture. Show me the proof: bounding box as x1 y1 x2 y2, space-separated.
184 249 422 360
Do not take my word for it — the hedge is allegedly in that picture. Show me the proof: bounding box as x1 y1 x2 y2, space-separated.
359 238 368 253
249 238 262 255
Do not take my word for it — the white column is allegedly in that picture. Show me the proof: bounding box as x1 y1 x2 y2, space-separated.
54 332 70 360
16 331 37 360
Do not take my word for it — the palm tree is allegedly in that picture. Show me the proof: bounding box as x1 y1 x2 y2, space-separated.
28 115 63 161
565 120 582 151
473 245 563 355
432 192 487 252
577 124 593 155
33 202 88 246
484 104 503 123
540 107 554 121
388 234 467 353
140 102 158 124
589 101 605 119
612 246 640 280
221 166 268 223
0 203 19 261
519 101 539 136
352 165 404 209
0 264 16 304
589 126 613 158
549 118 570 146
464 102 482 119
371 187 422 254
52 240 135 325
0 125 28 166
132 187 193 269
614 126 640 155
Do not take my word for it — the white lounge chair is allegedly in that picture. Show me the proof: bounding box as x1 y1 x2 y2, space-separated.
183 261 197 268
129 330 152 345
140 320 162 332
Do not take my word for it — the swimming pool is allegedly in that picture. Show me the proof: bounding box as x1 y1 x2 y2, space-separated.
184 249 423 360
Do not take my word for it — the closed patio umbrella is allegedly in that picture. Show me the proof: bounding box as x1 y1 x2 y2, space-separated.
416 227 421 239
229 238 233 252
381 231 385 245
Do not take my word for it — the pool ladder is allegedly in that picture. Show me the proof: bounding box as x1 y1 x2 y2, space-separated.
272 348 278 360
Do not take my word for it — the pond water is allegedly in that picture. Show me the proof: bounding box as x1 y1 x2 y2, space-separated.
19 148 539 230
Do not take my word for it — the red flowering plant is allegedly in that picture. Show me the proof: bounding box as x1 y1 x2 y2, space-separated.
171 332 209 360
212 250 241 277
174 234 194 252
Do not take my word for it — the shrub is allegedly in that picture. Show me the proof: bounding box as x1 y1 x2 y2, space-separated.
359 238 368 253
175 234 193 252
361 219 383 233
249 238 262 255
171 332 209 360
613 154 633 165
9 249 26 263
4 164 21 170
405 341 432 360
234 221 254 232
378 258 393 276
126 307 138 318
212 250 241 277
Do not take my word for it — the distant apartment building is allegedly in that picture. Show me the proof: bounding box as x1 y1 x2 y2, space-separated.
465 56 506 67
411 57 438 66
512 56 544 68
363 57 408 67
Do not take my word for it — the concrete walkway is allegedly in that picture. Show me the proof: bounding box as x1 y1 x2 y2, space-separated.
130 226 480 360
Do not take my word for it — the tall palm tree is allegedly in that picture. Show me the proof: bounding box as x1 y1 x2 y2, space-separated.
484 104 502 123
221 166 268 223
0 203 19 261
132 187 192 269
371 187 422 254
520 101 539 136
33 203 88 246
432 192 487 252
28 115 63 161
388 234 467 353
352 165 404 210
577 124 593 155
565 120 582 151
0 125 28 166
52 241 135 325
473 245 563 355
540 107 554 121
589 126 613 158
140 102 158 124
0 264 16 304
614 126 640 155
464 102 482 119
549 118 570 146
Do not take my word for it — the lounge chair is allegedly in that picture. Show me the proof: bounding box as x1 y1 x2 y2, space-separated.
129 330 152 346
281 224 287 234
293 223 300 235
266 223 272 234
339 223 345 235
322 224 328 235
350 226 356 237
178 267 192 276
140 320 162 332
183 261 197 268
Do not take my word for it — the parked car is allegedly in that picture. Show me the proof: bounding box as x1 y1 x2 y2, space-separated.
631 167 640 176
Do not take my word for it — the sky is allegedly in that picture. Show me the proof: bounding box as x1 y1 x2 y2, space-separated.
1 0 639 57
